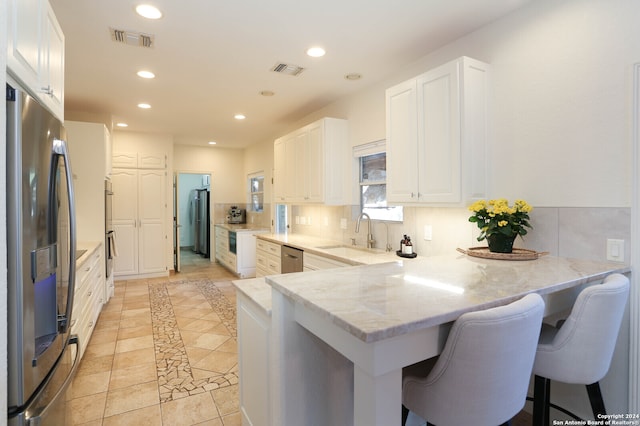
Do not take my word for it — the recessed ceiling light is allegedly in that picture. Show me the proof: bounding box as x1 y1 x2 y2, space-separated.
135 4 162 20
116 122 128 127
306 47 326 58
345 73 362 81
137 70 155 79
138 103 151 109
208 141 217 145
234 114 246 120
260 90 275 97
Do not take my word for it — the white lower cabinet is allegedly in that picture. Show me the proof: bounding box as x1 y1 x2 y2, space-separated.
215 226 267 278
237 293 271 426
112 168 166 278
256 239 281 277
72 244 105 359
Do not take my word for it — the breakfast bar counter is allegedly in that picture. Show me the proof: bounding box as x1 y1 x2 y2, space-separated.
263 254 630 426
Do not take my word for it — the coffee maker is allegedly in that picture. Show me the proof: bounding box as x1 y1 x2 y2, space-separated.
228 206 246 224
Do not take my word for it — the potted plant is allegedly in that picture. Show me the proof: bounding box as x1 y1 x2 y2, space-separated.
468 199 533 253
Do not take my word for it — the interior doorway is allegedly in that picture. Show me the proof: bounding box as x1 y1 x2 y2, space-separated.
173 172 212 272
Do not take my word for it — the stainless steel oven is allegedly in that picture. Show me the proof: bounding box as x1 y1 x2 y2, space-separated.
229 231 237 255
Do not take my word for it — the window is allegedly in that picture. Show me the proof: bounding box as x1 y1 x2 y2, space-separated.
248 172 264 212
356 141 403 222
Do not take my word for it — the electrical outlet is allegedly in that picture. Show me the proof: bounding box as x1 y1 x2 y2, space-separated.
606 239 625 262
424 225 433 241
340 218 347 230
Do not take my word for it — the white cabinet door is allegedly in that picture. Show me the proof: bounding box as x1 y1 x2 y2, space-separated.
7 0 64 120
112 169 138 276
39 0 64 120
138 170 166 274
112 168 166 276
386 79 419 203
272 117 348 205
7 0 41 93
305 123 324 202
416 60 461 203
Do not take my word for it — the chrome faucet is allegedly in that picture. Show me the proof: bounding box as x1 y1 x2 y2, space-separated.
355 212 375 249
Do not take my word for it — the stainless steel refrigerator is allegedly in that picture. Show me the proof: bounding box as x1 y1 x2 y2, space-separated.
6 83 80 425
189 188 210 257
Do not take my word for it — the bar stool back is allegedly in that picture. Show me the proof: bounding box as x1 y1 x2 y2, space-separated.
402 293 545 426
532 273 630 425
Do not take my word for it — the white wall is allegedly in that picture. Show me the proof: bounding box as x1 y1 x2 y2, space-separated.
174 144 245 204
1 0 9 420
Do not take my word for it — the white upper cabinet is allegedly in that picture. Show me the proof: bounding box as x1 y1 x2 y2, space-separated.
273 117 349 205
386 56 490 206
7 0 65 120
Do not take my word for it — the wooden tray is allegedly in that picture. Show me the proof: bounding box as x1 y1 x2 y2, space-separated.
456 247 548 261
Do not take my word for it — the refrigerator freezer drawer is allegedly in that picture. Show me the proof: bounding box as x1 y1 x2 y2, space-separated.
9 337 80 426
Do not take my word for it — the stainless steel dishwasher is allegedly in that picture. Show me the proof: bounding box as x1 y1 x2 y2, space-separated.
281 245 303 273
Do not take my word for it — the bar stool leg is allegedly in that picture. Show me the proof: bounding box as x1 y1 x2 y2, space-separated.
586 382 606 418
401 405 409 426
533 375 550 426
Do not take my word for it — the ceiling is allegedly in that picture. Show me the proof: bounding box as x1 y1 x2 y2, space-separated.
49 0 533 148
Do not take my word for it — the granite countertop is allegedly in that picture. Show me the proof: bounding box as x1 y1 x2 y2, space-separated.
257 233 402 266
214 223 269 233
76 241 102 265
233 277 273 315
265 254 630 343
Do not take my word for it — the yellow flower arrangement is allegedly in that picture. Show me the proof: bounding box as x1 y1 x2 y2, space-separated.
468 198 533 242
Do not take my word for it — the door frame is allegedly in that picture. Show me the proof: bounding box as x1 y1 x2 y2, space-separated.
173 170 213 272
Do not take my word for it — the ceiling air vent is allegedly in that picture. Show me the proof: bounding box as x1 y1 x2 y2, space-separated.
271 63 305 76
110 28 155 48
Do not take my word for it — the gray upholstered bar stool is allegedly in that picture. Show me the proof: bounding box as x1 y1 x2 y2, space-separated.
532 273 630 426
401 293 545 426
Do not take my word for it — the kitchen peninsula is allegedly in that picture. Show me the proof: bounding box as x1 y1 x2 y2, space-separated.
242 254 629 426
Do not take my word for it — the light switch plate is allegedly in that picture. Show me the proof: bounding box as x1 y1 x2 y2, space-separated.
424 225 433 241
340 218 347 229
606 239 625 262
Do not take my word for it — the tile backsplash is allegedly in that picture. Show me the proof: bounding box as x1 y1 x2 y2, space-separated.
290 205 631 264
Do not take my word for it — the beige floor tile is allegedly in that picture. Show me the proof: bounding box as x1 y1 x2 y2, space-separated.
122 300 151 311
185 346 214 364
98 310 122 322
121 307 151 319
215 339 237 354
211 384 239 417
69 371 111 399
115 335 155 353
88 327 119 344
112 347 156 370
67 392 107 425
180 330 230 350
76 354 114 377
93 318 120 332
194 351 237 375
220 411 241 426
209 323 232 336
84 340 117 358
191 368 224 381
109 362 157 390
117 324 153 340
173 307 215 319
181 319 222 333
102 404 162 426
118 316 153 329
193 419 224 426
160 392 220 425
104 381 160 417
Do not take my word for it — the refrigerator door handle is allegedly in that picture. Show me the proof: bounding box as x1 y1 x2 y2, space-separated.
50 138 77 334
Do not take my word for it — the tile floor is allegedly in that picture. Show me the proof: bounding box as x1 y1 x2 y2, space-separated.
68 248 533 426
67 249 240 425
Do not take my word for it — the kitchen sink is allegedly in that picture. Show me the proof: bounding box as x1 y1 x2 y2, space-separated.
316 245 375 258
